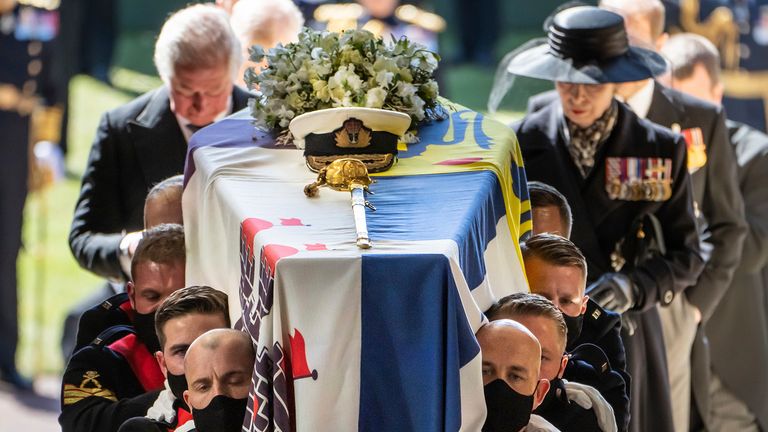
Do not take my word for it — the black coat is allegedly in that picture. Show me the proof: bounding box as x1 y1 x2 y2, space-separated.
568 300 629 431
705 120 768 429
527 86 746 317
645 84 746 319
68 86 251 280
514 100 704 432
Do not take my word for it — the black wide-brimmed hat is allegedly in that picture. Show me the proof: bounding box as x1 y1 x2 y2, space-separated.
506 6 667 84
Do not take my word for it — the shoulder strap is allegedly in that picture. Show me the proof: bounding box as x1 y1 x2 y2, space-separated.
98 327 165 392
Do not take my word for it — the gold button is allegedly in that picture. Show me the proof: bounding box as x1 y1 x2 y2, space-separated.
28 59 43 76
28 41 42 56
22 80 37 95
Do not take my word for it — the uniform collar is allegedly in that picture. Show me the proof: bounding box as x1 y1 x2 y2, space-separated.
622 79 655 119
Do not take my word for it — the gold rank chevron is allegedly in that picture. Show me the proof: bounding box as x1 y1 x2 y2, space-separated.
63 384 118 405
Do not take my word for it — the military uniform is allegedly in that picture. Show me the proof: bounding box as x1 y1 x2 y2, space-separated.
536 343 628 431
72 292 133 354
118 398 194 432
566 300 630 431
515 100 704 432
0 0 61 387
60 325 165 432
663 0 768 132
703 120 768 431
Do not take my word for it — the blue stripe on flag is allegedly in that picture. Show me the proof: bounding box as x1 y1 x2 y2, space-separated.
366 171 506 290
360 254 480 432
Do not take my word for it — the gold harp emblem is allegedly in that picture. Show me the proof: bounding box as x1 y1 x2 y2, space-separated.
334 118 372 148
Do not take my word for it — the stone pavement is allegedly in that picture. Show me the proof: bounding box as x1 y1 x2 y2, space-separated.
0 375 60 431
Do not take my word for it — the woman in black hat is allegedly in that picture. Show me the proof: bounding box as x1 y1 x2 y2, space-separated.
495 6 704 432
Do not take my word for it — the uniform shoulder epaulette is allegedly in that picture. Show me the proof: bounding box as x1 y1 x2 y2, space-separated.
395 4 446 33
569 342 613 375
90 324 135 347
74 292 132 353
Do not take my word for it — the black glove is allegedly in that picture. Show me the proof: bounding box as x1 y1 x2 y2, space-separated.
586 273 638 314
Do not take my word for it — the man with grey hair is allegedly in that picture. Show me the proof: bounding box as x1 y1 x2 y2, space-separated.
230 0 304 87
662 32 768 432
69 3 251 282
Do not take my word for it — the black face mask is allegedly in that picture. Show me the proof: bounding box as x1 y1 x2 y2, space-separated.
483 379 536 432
167 371 189 410
193 395 248 432
563 312 584 351
133 310 162 355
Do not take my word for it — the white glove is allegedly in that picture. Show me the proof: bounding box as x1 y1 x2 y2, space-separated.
145 382 177 423
562 379 617 432
525 414 561 432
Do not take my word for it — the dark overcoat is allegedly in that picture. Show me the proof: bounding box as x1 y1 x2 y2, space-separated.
705 120 768 430
514 100 704 432
68 86 252 280
528 85 747 426
644 85 746 427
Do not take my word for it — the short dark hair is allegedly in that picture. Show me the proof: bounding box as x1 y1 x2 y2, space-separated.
528 181 572 235
131 223 186 279
155 285 230 348
521 233 587 279
661 33 721 86
146 174 184 201
486 292 567 349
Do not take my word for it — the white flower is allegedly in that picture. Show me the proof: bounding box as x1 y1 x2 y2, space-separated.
310 47 324 60
409 95 426 120
275 105 295 127
365 87 387 108
375 70 394 87
246 27 443 130
329 64 362 94
312 79 332 102
396 82 417 99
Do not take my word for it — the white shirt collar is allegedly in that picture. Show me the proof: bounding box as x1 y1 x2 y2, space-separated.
622 79 655 119
175 96 233 143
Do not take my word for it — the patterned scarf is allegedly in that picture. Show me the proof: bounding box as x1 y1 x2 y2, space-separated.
565 100 618 177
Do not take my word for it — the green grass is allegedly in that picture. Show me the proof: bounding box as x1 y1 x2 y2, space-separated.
17 76 133 375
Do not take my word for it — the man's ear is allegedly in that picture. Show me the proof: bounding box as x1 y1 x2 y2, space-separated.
183 389 191 412
127 281 136 309
156 350 167 377
557 354 569 379
532 379 550 410
580 294 589 315
713 82 725 105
